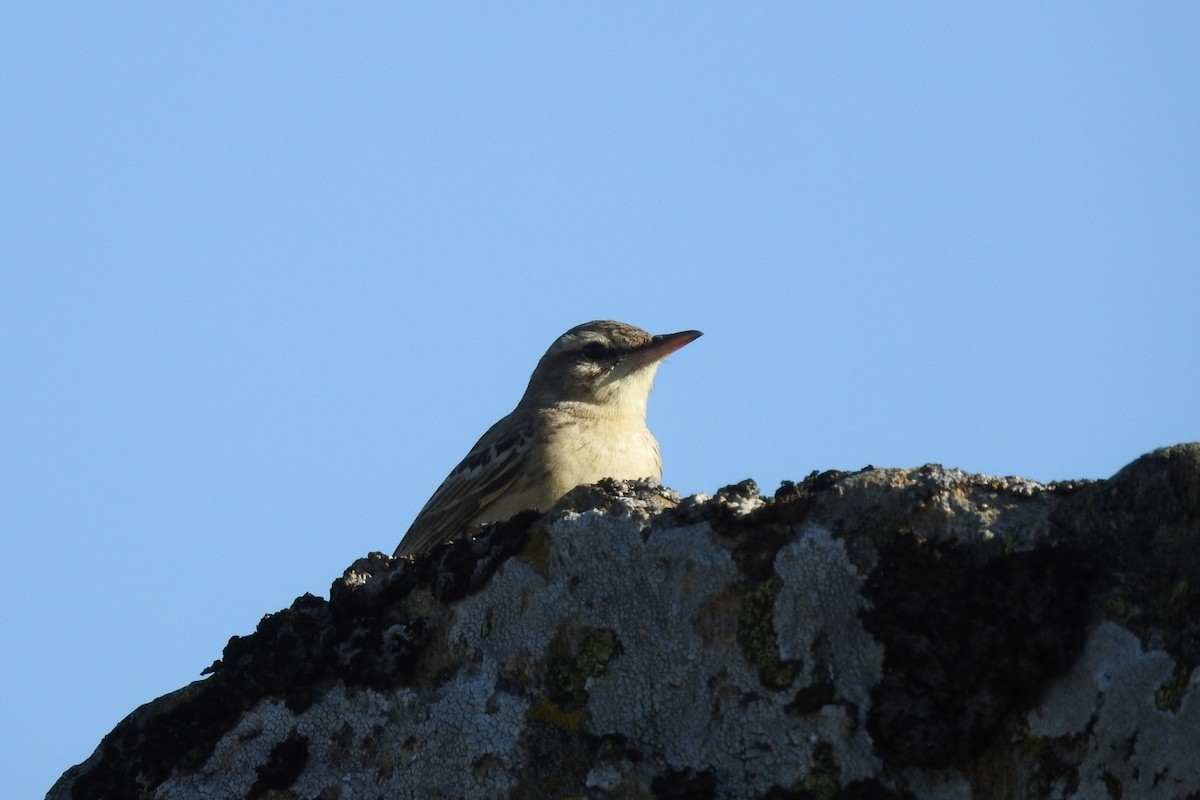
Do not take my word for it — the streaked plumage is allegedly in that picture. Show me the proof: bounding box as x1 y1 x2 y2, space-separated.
394 320 701 556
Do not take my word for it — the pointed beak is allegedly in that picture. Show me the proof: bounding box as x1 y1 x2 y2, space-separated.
625 329 703 369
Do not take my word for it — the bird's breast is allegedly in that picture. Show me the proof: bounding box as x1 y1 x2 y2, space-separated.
539 412 662 498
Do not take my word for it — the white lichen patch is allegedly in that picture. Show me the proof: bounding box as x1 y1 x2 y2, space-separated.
155 679 527 799
1027 621 1200 798
715 490 766 517
773 525 885 778
447 508 886 798
153 696 298 799
575 518 757 776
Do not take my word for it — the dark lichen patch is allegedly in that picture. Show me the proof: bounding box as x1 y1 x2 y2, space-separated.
71 681 234 800
1066 445 1200 670
425 510 539 604
863 534 1092 767
1000 724 1086 800
785 680 836 716
652 767 717 799
1102 770 1123 799
707 476 839 572
515 628 630 796
711 471 869 584
838 780 913 800
728 524 792 583
737 576 799 691
786 638 843 717
70 593 343 800
1101 542 1200 685
1051 447 1200 714
215 594 338 712
512 726 640 799
768 470 857 525
248 729 309 799
762 741 872 800
327 512 540 690
510 722 587 798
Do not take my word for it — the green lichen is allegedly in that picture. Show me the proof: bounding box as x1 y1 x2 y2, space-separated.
1010 724 1046 760
519 525 553 575
575 629 618 679
526 698 585 732
1156 665 1190 711
737 576 797 690
799 743 840 800
1169 578 1190 606
800 770 838 800
1104 590 1129 619
549 628 620 703
531 628 622 734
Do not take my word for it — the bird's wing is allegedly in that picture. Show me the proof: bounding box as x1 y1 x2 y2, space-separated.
394 412 534 556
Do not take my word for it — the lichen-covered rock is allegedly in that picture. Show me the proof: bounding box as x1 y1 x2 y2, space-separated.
48 444 1200 800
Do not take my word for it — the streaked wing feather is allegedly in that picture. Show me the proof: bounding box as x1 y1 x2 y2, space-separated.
394 413 533 556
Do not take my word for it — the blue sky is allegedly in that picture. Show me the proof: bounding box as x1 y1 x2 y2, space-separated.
4 5 1198 797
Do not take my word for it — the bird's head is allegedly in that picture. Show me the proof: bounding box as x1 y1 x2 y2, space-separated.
519 320 702 414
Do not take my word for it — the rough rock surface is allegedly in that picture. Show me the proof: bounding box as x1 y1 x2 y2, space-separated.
49 444 1200 800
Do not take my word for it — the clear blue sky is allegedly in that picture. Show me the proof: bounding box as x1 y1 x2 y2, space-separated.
4 5 1197 797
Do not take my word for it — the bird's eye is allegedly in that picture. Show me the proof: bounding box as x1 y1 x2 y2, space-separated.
580 342 611 361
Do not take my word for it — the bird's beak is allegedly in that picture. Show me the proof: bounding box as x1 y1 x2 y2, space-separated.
626 329 703 369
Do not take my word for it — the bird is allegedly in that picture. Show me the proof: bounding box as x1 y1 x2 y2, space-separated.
394 320 702 556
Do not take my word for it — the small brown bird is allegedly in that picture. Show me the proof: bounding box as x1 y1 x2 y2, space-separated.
394 321 702 556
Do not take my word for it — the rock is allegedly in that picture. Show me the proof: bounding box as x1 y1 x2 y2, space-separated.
48 445 1200 800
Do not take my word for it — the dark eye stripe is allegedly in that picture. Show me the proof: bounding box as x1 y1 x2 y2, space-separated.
580 342 612 361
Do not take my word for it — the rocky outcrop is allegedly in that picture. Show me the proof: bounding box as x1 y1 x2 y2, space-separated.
49 444 1200 800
